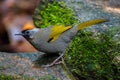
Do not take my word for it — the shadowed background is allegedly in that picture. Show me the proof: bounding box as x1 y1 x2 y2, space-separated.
0 0 40 52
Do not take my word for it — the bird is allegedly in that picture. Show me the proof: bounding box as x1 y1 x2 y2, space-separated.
16 19 108 67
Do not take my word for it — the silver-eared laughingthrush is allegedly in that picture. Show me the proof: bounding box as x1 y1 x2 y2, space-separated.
16 19 108 67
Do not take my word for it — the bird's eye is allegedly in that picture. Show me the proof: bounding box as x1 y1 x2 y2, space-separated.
25 31 29 34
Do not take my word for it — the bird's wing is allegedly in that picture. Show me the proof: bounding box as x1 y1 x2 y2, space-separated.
48 19 108 42
49 25 72 42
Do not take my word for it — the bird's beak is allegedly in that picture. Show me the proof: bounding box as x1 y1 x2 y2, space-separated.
15 33 23 36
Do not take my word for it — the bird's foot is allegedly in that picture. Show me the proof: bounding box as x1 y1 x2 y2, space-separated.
42 52 65 67
42 61 63 67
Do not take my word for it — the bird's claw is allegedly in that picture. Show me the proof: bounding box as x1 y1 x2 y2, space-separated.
42 61 63 67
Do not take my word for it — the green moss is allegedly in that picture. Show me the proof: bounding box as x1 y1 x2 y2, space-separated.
65 30 120 80
0 74 16 80
34 0 78 28
0 74 34 80
0 74 60 80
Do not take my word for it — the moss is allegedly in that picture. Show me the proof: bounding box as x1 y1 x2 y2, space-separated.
0 74 16 80
33 0 78 28
65 30 120 80
0 74 34 80
0 74 60 80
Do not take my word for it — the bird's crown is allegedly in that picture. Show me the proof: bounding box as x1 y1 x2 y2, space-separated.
22 21 35 31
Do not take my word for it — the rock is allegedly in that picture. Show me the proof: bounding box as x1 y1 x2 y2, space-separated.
0 52 70 80
109 0 120 8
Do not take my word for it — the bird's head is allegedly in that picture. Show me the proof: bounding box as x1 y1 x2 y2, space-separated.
15 21 39 40
21 28 39 40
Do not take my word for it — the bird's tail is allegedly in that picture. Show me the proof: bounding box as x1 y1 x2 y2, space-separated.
78 19 108 30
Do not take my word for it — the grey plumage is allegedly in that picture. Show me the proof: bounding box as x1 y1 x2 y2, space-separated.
17 19 108 67
28 26 78 54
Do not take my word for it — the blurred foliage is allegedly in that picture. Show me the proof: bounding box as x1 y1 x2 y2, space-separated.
33 0 78 28
65 30 120 80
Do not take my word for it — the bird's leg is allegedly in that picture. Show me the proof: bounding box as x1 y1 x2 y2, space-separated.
45 51 66 67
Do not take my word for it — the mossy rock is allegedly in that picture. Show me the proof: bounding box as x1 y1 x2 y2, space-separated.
65 30 120 80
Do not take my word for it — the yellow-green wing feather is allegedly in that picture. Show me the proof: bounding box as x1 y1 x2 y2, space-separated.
50 34 61 42
50 25 72 42
78 19 108 30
